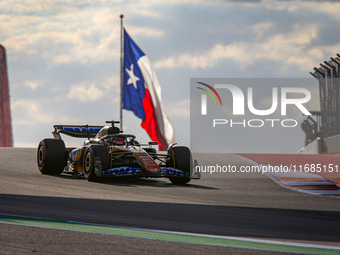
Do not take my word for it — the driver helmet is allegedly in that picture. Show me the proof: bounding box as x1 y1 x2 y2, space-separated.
108 126 121 135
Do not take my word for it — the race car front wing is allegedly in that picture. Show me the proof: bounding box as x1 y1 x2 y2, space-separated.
93 157 193 179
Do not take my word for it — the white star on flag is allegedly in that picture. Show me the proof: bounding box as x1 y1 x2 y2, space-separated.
125 64 139 89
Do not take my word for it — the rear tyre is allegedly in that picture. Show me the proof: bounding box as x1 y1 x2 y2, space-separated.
83 144 110 182
168 146 192 185
37 138 66 175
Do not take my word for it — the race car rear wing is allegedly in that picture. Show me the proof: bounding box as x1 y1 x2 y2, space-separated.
53 125 104 139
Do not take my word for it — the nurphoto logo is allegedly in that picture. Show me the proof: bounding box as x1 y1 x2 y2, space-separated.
196 82 312 128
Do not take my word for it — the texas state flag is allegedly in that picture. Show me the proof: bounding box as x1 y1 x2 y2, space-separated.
122 28 175 151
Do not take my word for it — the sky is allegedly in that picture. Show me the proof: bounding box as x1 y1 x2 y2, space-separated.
1 0 340 152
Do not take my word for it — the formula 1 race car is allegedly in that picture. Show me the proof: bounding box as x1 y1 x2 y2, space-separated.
37 121 200 184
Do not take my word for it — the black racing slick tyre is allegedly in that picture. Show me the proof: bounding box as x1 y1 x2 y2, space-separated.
168 146 192 185
37 138 67 175
83 145 110 182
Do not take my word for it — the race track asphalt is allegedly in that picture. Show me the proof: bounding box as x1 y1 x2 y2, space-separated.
0 148 339 254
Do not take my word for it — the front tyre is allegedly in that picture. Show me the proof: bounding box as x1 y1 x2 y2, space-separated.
168 146 192 185
83 145 110 182
37 138 66 175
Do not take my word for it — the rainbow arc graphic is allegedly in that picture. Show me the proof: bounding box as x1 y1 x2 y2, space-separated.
196 82 222 115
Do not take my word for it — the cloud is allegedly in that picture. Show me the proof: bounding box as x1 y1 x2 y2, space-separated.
250 22 275 39
125 26 165 38
165 99 190 118
67 83 104 102
0 3 165 65
24 79 44 90
259 1 340 19
154 22 328 71
11 99 74 124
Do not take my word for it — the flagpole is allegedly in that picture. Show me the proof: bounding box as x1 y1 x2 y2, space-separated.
119 14 124 130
